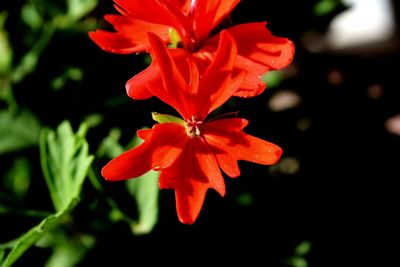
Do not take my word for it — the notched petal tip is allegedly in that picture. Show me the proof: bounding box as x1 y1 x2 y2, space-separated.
283 39 296 67
88 30 138 54
273 146 283 163
175 187 207 225
177 213 196 225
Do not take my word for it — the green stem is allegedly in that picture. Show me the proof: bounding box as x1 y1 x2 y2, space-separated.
11 22 56 84
88 166 135 224
0 205 52 218
88 166 103 193
0 77 17 112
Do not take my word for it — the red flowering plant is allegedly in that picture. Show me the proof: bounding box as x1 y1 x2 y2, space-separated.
89 0 294 99
101 31 283 224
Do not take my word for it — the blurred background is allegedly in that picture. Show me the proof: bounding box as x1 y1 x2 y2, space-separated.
1 0 399 266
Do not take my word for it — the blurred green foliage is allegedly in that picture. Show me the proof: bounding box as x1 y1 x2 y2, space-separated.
40 230 95 267
0 0 161 265
3 158 31 200
0 200 76 267
0 110 41 154
313 0 344 17
0 12 12 75
286 241 312 267
97 129 160 235
1 120 93 266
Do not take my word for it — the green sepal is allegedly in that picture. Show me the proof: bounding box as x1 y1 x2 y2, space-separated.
151 112 185 126
168 28 181 49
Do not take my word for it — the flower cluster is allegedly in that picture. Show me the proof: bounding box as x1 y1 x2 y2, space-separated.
90 0 294 224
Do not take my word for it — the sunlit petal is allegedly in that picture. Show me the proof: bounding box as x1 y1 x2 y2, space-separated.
89 16 170 54
205 118 283 165
159 138 225 224
102 123 187 181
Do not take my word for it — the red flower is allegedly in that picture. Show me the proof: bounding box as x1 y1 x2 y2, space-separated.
89 0 294 98
101 32 282 224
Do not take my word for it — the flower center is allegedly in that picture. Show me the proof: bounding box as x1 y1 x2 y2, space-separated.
184 30 201 52
186 115 203 137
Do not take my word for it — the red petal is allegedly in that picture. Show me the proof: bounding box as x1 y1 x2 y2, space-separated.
126 59 159 100
126 48 190 100
229 22 295 70
113 0 188 38
89 15 170 54
194 138 226 197
159 138 225 224
102 123 187 181
204 118 283 165
206 117 248 131
147 33 195 118
230 22 294 97
204 118 245 177
233 54 269 97
212 0 240 29
136 128 153 140
196 31 240 117
177 0 192 13
213 152 240 178
205 22 295 97
101 138 152 181
192 0 240 41
113 0 175 25
128 32 244 116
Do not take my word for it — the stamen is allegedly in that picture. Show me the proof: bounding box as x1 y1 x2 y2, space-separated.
186 115 203 137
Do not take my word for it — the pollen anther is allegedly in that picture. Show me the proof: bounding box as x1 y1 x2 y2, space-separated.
186 115 203 137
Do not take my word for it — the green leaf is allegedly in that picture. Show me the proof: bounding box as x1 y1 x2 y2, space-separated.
152 112 185 125
21 3 43 30
11 50 39 83
143 55 152 66
126 135 159 235
0 204 51 218
50 67 83 91
11 23 55 84
67 0 98 21
0 120 93 266
127 170 159 235
40 121 94 212
287 257 308 267
313 0 341 17
83 113 103 129
3 158 31 199
285 241 311 267
294 240 311 256
0 12 12 75
0 200 77 267
96 128 124 159
261 71 284 89
236 193 254 207
43 231 95 267
98 128 159 234
0 109 41 155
